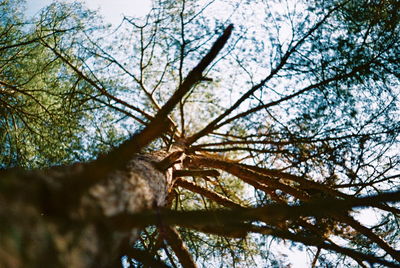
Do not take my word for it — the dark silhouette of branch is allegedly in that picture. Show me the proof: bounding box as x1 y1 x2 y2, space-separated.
124 248 172 268
162 226 197 268
3 23 234 211
108 190 400 230
0 28 74 51
173 169 220 178
108 190 400 266
249 225 400 268
80 23 234 178
190 156 310 200
212 63 372 131
337 214 400 262
185 3 346 145
175 177 243 209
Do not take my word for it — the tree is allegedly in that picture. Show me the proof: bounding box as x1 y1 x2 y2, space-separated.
1 0 399 267
0 0 123 168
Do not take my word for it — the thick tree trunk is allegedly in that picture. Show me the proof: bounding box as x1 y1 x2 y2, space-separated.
0 149 183 268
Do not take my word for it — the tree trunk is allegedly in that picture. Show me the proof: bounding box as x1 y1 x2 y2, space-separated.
0 149 183 268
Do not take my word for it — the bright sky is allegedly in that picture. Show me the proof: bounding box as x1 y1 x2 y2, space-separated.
25 0 152 24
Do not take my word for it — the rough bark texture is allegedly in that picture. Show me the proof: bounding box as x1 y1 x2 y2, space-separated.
87 151 178 216
0 149 183 268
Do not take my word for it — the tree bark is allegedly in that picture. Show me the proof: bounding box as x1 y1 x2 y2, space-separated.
0 149 183 268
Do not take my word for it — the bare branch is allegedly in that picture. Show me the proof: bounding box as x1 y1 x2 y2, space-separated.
162 225 197 268
185 4 345 145
174 169 220 178
190 155 310 200
51 24 234 193
175 177 243 209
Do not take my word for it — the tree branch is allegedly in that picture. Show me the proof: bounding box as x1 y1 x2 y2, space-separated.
162 225 197 268
190 156 310 200
174 169 220 178
185 4 345 145
108 190 400 230
175 177 243 209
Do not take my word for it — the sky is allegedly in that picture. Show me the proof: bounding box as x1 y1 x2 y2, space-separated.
25 0 152 25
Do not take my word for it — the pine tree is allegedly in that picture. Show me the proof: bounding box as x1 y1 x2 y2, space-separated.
1 0 399 267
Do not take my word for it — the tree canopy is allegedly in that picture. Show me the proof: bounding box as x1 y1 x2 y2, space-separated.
1 0 399 267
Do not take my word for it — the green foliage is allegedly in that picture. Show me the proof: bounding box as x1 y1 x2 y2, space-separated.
1 0 400 267
0 1 125 168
